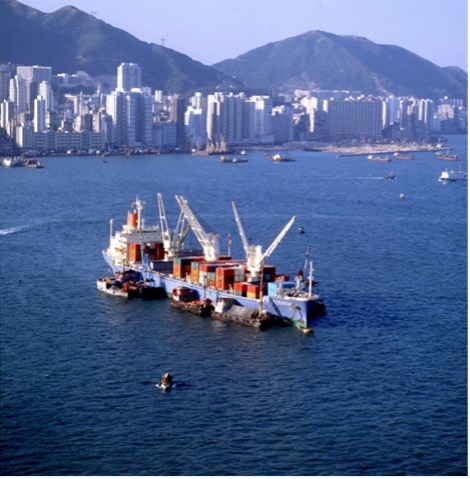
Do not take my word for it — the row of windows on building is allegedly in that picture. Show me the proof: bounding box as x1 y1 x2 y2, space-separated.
0 63 466 152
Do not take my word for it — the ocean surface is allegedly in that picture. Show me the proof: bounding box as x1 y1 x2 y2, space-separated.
0 136 467 476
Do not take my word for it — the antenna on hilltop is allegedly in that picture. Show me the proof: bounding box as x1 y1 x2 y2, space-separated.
91 10 98 16
161 35 168 47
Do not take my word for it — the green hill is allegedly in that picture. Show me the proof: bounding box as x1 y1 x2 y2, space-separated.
0 0 234 93
212 31 467 101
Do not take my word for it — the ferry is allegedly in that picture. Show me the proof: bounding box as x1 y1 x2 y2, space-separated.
101 194 325 328
438 169 467 181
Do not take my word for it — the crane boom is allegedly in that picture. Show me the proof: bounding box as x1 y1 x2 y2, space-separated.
231 201 296 281
175 195 219 261
157 193 171 245
258 215 296 265
157 193 188 260
231 202 250 254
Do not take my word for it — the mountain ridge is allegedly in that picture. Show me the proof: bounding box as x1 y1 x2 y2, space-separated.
1 0 466 101
212 30 467 100
0 0 233 92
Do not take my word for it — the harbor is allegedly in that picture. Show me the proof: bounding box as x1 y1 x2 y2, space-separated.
1 136 467 476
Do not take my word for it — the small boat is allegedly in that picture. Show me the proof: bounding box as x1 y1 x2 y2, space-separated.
220 155 248 163
272 153 294 162
96 277 130 298
393 152 415 160
438 169 467 181
157 373 174 392
383 172 396 180
2 156 24 167
436 149 458 161
24 158 44 168
367 155 391 163
170 286 214 316
97 276 166 299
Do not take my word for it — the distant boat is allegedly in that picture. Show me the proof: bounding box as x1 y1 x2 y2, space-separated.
393 152 415 160
436 149 458 161
367 155 391 163
24 158 44 168
438 169 467 181
383 172 396 179
2 156 24 167
272 153 294 162
220 155 248 163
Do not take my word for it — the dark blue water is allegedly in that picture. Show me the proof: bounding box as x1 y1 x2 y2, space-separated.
0 137 467 476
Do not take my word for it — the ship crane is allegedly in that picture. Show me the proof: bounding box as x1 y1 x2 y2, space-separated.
157 193 188 260
175 195 220 261
232 201 296 283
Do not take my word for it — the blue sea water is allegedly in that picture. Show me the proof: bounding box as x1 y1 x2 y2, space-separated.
0 136 467 476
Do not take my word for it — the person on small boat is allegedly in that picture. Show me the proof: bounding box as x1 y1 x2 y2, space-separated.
160 373 173 387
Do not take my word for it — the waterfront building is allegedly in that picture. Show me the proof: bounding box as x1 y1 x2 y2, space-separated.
245 95 273 144
207 92 246 146
325 97 384 140
185 106 207 148
168 94 187 147
272 105 294 143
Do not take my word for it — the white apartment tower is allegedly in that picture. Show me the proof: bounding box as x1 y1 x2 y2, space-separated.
117 63 142 92
9 76 27 113
38 81 53 111
33 96 46 133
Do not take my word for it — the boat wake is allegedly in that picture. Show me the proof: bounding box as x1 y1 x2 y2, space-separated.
0 225 26 236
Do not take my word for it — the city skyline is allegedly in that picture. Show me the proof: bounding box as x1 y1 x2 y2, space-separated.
18 0 468 72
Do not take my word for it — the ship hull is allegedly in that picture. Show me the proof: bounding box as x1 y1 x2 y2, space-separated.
103 252 324 326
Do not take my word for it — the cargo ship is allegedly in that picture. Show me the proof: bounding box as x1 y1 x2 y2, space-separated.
101 194 325 328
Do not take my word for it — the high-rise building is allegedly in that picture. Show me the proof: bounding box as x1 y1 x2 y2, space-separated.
38 81 54 111
185 106 207 148
245 95 273 143
0 65 12 102
325 98 384 140
34 96 46 133
105 88 152 147
168 95 187 147
106 90 126 146
9 76 27 113
117 63 142 92
207 92 246 146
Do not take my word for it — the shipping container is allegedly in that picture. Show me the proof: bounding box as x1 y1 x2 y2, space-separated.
267 281 296 297
128 243 141 262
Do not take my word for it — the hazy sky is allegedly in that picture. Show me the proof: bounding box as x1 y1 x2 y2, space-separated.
19 0 468 71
